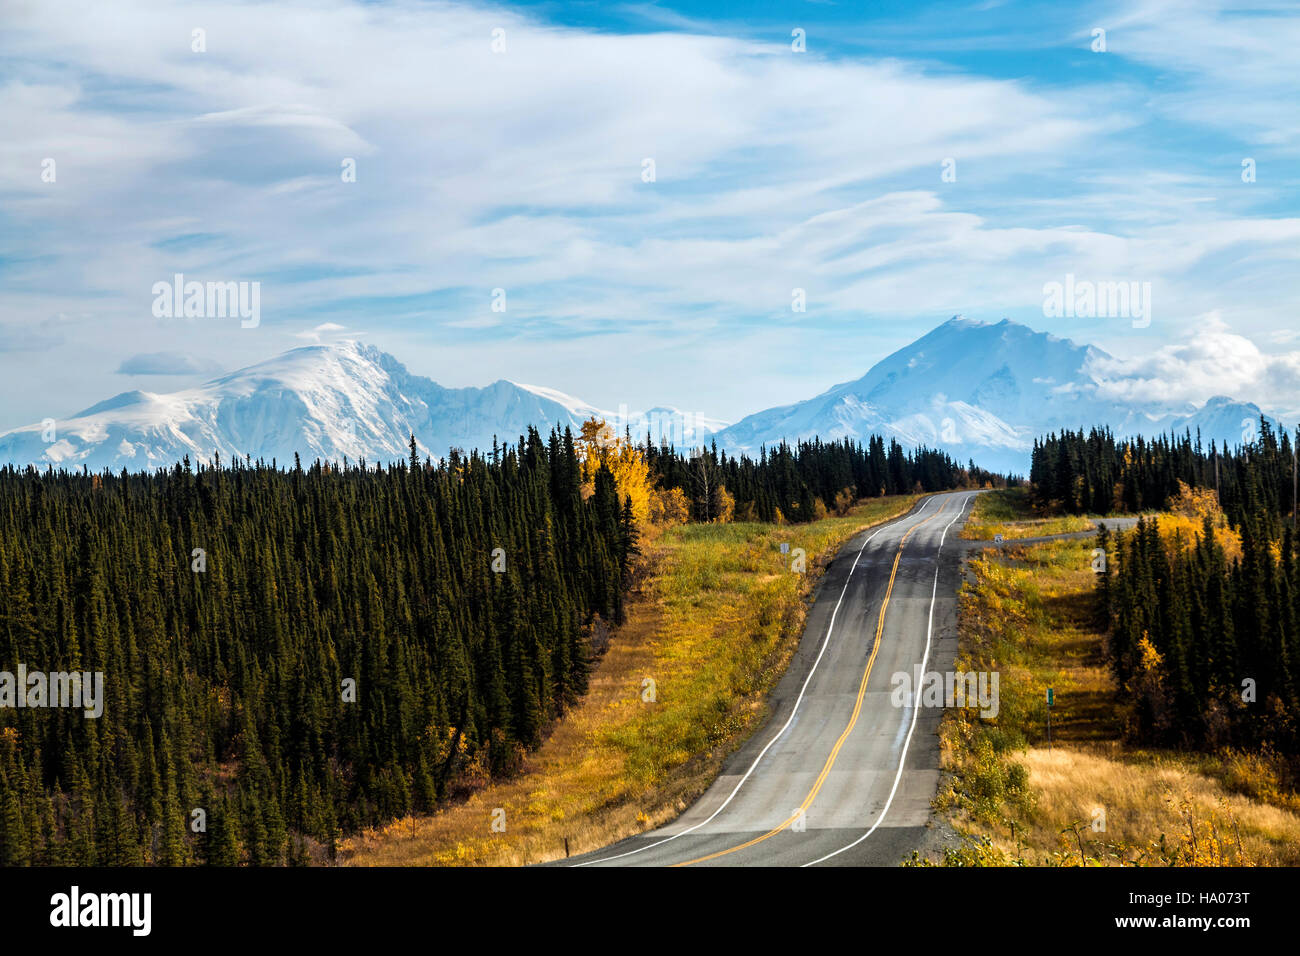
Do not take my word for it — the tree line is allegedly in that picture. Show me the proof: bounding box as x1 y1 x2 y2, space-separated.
1099 513 1299 751
1049 419 1300 752
648 434 1009 524
1030 420 1296 533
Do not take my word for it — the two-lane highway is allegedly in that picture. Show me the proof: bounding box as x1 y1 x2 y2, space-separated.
566 490 976 867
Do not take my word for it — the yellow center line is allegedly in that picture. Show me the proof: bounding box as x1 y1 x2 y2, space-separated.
670 501 945 867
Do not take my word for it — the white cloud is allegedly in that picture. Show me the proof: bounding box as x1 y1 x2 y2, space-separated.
294 322 352 343
0 0 1100 331
1086 313 1300 418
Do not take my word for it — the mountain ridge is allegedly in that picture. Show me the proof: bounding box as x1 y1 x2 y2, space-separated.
714 316 1282 473
0 320 1286 474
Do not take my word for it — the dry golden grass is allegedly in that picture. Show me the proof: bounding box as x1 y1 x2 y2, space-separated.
932 531 1300 867
961 487 1099 541
997 746 1300 865
341 494 920 866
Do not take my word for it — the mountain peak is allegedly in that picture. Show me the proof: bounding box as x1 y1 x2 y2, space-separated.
0 342 724 470
714 315 1270 474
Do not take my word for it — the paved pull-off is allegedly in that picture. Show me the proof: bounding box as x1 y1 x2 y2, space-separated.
566 490 977 867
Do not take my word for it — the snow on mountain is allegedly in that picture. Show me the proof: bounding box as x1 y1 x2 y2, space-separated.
0 321 1284 475
714 317 1285 474
0 342 723 471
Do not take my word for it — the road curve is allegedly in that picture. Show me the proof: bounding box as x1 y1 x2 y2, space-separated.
563 490 977 867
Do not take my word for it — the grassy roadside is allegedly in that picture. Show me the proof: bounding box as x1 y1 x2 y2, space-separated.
341 494 921 866
925 534 1300 866
960 486 1098 540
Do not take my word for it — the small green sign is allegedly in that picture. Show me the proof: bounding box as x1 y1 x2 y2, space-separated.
1046 687 1054 706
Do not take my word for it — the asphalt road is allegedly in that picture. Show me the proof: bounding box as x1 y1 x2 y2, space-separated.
565 490 977 868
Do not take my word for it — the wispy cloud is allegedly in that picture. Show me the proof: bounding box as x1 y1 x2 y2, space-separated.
1101 0 1300 150
116 351 225 376
294 322 352 343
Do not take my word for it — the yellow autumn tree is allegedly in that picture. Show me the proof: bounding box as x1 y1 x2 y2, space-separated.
1156 481 1242 561
717 485 736 523
1128 633 1173 741
576 418 652 529
1168 480 1222 522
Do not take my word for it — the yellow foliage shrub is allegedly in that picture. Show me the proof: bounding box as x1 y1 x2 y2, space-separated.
650 486 690 527
1167 480 1222 521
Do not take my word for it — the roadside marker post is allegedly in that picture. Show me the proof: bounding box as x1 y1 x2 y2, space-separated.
1046 687 1054 752
780 541 790 571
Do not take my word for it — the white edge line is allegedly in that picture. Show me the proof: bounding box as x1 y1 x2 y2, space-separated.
802 492 973 867
570 494 938 866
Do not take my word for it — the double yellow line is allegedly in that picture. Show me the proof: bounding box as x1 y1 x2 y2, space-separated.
670 502 944 867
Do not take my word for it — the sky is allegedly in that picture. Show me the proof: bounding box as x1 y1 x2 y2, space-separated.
2 0 1299 431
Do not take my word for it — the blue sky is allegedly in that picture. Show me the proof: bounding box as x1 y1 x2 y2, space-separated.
2 0 1299 430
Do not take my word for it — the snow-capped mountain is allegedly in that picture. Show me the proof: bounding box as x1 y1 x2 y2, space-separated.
714 317 1283 474
0 320 1284 475
0 342 723 471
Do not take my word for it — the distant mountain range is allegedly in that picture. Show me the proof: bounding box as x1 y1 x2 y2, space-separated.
0 318 1285 474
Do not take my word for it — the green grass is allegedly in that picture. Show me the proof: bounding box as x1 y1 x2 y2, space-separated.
961 487 1098 540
